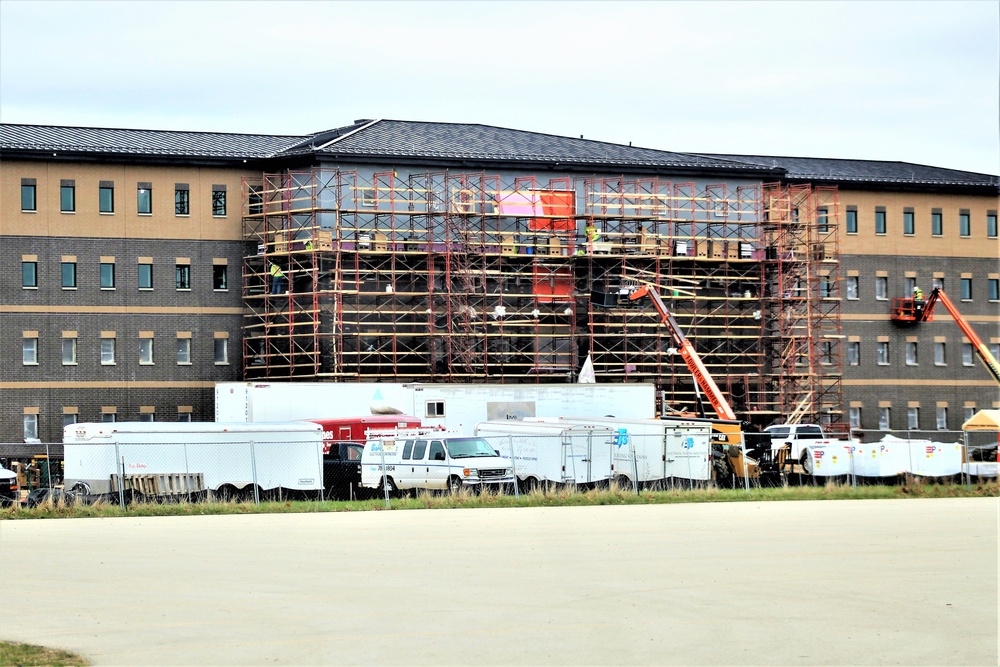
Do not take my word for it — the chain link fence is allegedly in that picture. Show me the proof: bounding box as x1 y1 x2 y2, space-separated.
3 427 996 508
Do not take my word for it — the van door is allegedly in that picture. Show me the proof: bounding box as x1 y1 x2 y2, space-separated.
402 439 427 489
426 440 448 489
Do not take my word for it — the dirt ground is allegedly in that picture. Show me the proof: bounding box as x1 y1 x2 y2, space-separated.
0 498 996 666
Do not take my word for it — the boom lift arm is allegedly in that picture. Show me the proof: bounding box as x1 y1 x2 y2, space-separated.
627 285 738 420
891 287 1000 385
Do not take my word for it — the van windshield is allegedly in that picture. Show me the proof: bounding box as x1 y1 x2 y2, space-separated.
445 437 498 459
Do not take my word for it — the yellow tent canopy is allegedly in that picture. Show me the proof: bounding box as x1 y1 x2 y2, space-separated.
962 409 1000 431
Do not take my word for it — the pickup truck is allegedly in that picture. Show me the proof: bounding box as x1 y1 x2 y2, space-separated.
0 465 19 507
323 441 368 501
763 423 853 472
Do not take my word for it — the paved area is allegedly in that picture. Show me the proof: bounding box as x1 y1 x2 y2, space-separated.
0 498 997 666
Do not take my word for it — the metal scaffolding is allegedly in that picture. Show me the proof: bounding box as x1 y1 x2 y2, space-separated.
240 169 843 425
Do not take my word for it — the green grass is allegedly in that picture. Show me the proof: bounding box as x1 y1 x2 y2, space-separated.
3 480 997 520
0 641 88 667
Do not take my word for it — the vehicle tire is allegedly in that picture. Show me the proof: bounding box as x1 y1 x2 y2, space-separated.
800 451 813 475
614 475 632 491
377 477 397 496
520 477 539 494
447 476 463 494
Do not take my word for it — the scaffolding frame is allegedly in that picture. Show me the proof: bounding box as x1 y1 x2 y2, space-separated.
240 169 842 424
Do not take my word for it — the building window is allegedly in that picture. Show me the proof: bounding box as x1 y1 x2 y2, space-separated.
845 207 857 234
248 185 264 215
993 344 1000 363
989 278 999 301
21 181 37 211
817 207 828 233
905 277 916 296
100 183 115 213
934 341 946 366
875 208 886 235
137 184 152 214
963 343 974 366
214 338 229 365
212 186 227 216
23 414 38 440
959 211 971 237
22 261 38 288
905 341 918 365
213 265 228 290
847 341 860 366
139 338 154 365
963 406 975 423
988 212 998 238
60 182 76 213
875 276 888 300
62 337 77 365
849 407 861 429
936 407 947 430
177 338 191 365
139 263 153 289
139 412 155 423
100 262 116 289
61 262 77 288
819 278 833 298
907 407 919 430
878 407 890 431
177 412 192 423
960 278 972 300
175 185 190 215
931 210 943 236
426 401 445 418
932 277 944 291
819 341 834 365
101 338 116 365
903 210 914 235
63 413 78 429
877 341 890 365
846 276 858 300
176 264 191 290
101 412 116 423
22 338 38 365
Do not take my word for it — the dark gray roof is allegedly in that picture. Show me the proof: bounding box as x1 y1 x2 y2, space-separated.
700 154 998 187
0 124 303 159
287 119 767 171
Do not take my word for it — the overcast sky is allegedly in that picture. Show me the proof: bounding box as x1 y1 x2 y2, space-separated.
1 0 997 174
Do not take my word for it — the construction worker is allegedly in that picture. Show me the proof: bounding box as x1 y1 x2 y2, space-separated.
584 222 601 253
269 262 285 294
913 285 925 316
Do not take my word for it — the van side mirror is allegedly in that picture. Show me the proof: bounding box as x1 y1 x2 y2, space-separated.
434 452 445 461
495 449 500 456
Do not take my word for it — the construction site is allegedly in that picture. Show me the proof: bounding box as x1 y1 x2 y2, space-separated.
241 169 843 427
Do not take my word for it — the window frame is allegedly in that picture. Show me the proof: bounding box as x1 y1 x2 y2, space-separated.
847 341 860 366
100 262 116 289
22 338 38 365
960 278 972 301
212 264 228 291
138 263 153 290
23 414 39 440
874 208 886 235
962 343 974 366
175 263 191 290
934 341 946 366
878 407 890 431
845 276 858 300
99 184 115 213
22 261 38 288
21 183 37 212
905 341 918 366
876 341 890 366
139 338 154 365
137 184 153 215
931 210 943 236
988 212 998 239
936 407 948 430
211 187 227 217
845 207 857 234
959 211 971 237
177 338 192 365
214 338 229 365
62 337 78 365
175 186 190 216
61 262 77 289
907 407 919 430
101 338 116 365
988 278 999 302
849 407 861 429
875 276 888 301
902 210 914 235
60 183 76 213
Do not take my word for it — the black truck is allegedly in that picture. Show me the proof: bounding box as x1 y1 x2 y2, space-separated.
323 441 368 501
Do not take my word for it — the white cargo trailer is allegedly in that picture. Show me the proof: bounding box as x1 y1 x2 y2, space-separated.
215 382 656 434
474 420 617 488
63 421 324 497
526 416 713 485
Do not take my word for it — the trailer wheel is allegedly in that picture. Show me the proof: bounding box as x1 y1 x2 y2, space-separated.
800 451 813 475
378 477 397 496
614 475 631 491
520 477 539 493
447 476 464 494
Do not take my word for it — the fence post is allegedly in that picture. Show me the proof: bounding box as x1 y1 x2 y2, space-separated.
740 438 750 494
250 441 260 505
509 435 519 499
317 437 325 503
963 431 970 491
115 442 125 510
379 439 390 509
630 439 639 495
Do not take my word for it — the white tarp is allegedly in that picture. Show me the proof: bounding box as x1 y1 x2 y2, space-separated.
849 435 963 478
804 444 854 476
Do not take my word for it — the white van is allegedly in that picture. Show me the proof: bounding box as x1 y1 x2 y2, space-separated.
361 434 514 493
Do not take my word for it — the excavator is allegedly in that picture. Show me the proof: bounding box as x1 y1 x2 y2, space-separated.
890 287 1000 385
591 281 769 484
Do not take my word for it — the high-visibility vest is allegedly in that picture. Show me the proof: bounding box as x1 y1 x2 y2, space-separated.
270 264 284 278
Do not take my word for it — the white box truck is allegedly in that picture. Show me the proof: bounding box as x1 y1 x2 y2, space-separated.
526 416 713 486
63 421 324 498
215 382 656 434
474 420 617 489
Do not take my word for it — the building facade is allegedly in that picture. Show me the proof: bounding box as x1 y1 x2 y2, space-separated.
1 120 997 444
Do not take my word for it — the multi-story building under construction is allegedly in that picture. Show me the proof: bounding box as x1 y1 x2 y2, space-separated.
2 119 997 442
